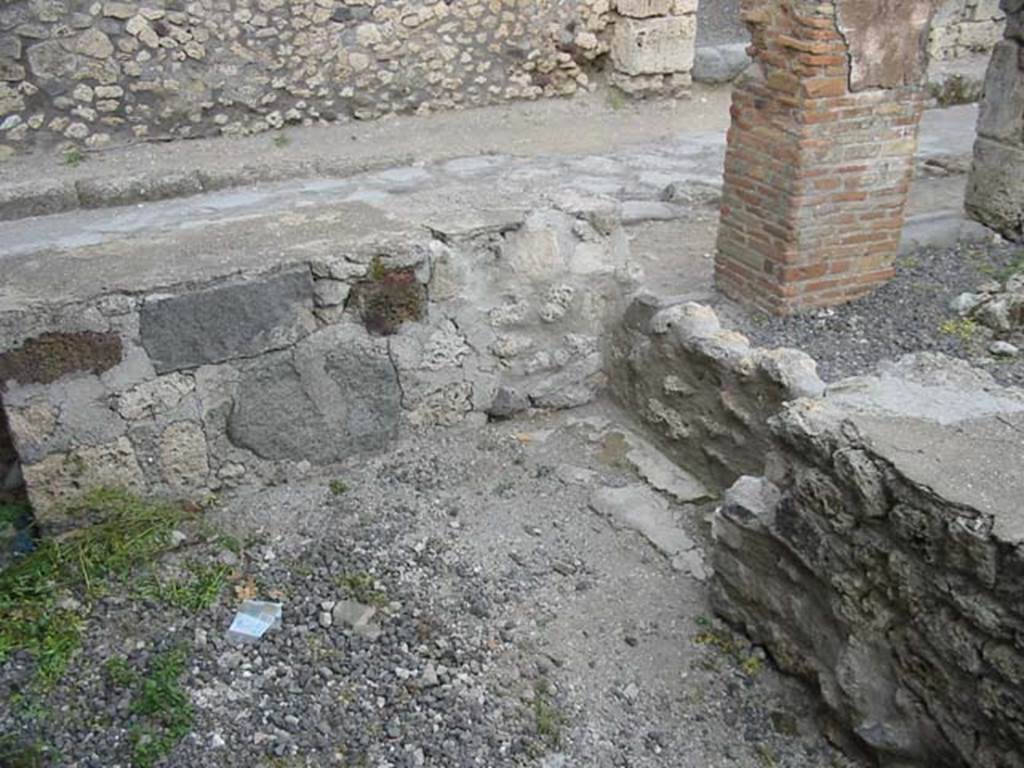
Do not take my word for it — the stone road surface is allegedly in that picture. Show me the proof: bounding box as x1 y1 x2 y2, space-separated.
0 103 986 310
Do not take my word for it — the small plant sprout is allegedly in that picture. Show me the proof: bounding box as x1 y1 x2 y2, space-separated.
62 146 85 167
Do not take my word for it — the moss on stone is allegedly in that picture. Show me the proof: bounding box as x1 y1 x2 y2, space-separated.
0 331 122 386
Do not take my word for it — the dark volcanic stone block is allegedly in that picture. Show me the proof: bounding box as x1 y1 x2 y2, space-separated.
140 268 315 374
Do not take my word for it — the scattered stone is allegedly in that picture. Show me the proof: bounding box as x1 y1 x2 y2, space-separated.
331 600 378 636
420 663 440 688
590 484 698 561
614 430 711 503
990 340 1019 357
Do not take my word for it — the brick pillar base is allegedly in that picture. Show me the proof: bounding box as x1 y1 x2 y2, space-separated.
716 0 936 315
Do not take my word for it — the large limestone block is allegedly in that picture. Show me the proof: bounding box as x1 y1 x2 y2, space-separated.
611 15 696 76
23 437 146 529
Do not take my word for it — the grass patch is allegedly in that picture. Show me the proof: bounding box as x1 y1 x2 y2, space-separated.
272 131 289 148
977 248 1024 282
329 479 349 496
756 745 779 767
0 499 31 529
130 645 194 768
105 656 139 688
0 488 188 689
62 147 85 167
335 572 388 608
694 623 765 679
0 734 50 768
138 562 229 613
531 678 563 752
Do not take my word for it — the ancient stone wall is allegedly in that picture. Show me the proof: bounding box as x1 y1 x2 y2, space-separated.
0 0 696 158
607 296 825 490
609 298 1024 766
715 0 935 314
712 355 1024 767
931 0 1006 60
965 0 1024 241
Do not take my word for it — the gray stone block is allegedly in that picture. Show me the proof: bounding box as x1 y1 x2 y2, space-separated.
692 44 750 84
140 268 315 373
976 41 1024 144
966 136 1024 241
226 323 400 464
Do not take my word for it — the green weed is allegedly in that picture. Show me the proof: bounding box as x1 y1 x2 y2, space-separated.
329 479 349 496
62 147 85 167
105 656 139 688
130 645 194 768
138 562 228 612
938 317 978 341
0 500 31 529
531 678 563 751
0 488 187 688
369 257 388 281
335 572 388 607
272 132 289 148
0 734 49 768
694 625 765 679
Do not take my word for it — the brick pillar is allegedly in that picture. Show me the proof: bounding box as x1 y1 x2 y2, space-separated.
965 0 1024 242
715 0 938 314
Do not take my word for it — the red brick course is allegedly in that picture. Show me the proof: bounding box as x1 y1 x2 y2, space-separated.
715 0 928 315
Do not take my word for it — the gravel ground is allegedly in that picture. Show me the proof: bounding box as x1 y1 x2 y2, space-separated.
0 406 861 768
723 239 1024 388
696 0 747 47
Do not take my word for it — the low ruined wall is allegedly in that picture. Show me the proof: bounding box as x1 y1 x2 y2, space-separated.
712 355 1024 767
609 300 1024 765
0 0 696 158
931 0 1006 60
0 199 636 528
607 297 825 490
